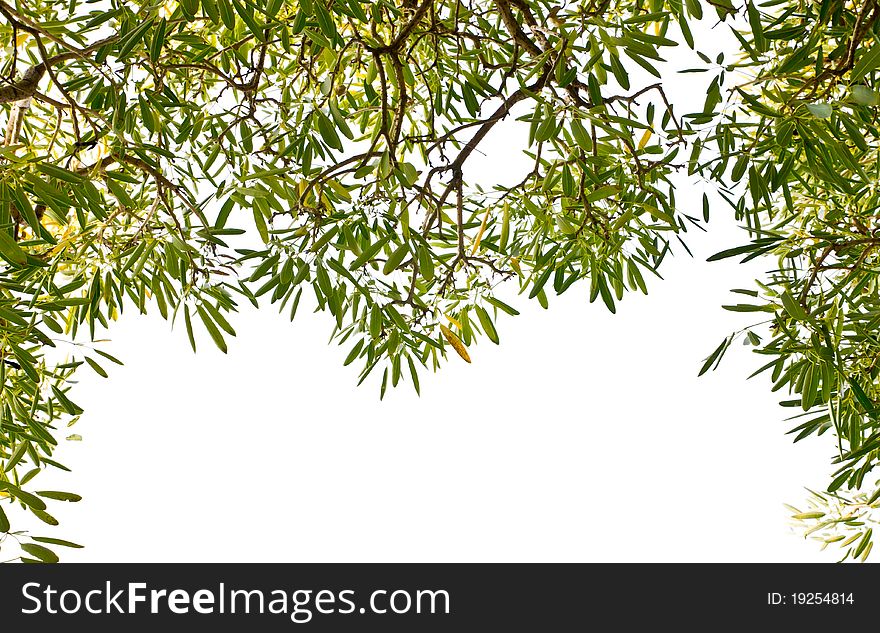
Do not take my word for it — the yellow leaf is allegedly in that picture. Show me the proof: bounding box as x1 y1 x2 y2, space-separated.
327 178 351 202
470 207 491 255
444 313 463 330
48 225 75 257
95 140 109 160
440 324 471 363
638 128 653 150
510 256 522 275
160 1 179 19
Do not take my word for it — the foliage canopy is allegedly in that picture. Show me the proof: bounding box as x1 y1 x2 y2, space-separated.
1 0 880 562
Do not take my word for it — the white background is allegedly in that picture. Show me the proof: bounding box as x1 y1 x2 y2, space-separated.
8 16 851 563
33 208 840 563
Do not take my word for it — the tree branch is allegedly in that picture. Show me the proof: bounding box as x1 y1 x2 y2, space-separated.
0 36 118 104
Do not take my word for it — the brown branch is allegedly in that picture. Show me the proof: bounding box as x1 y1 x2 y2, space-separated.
0 1 95 53
390 53 408 149
163 53 266 92
367 0 434 54
454 166 465 259
420 61 555 233
3 96 28 145
80 154 210 228
837 0 879 75
494 0 542 56
373 51 393 152
493 0 590 107
799 244 834 307
0 35 118 104
604 83 685 142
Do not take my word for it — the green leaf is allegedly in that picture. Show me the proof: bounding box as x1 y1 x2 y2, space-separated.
184 305 197 353
10 186 43 238
827 470 850 493
201 301 236 336
369 303 382 339
854 528 873 558
722 303 774 313
107 178 135 208
313 1 338 40
230 0 266 40
597 275 615 314
5 441 28 472
407 356 420 396
780 291 808 321
36 491 82 502
180 0 200 19
746 2 765 53
806 103 832 119
570 119 593 151
150 17 166 63
252 206 269 243
218 0 236 28
31 536 84 548
21 543 59 563
698 337 730 376
93 349 124 366
30 508 59 526
329 99 354 139
792 511 825 520
343 339 364 366
37 163 83 183
801 364 819 411
197 306 228 353
117 18 156 59
418 246 434 281
0 481 47 510
852 43 880 81
485 296 519 316
0 231 27 265
349 236 390 270
851 84 880 106
84 356 108 378
535 113 557 142
586 186 618 203
848 378 877 417
202 0 220 23
475 305 499 344
706 241 772 261
315 109 343 151
51 386 84 416
382 242 408 275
